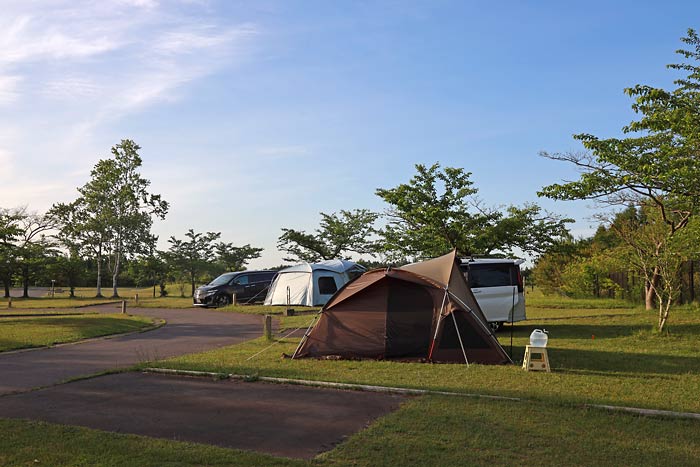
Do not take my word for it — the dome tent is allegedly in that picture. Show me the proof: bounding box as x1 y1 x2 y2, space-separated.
292 251 511 365
264 259 366 307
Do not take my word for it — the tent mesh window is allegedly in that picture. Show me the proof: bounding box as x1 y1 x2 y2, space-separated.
439 312 490 349
317 276 338 295
385 278 434 358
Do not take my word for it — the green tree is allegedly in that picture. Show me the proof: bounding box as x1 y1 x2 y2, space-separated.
167 229 221 296
538 30 700 330
128 251 169 298
0 208 23 297
376 163 571 260
278 209 379 262
214 243 263 271
52 140 168 297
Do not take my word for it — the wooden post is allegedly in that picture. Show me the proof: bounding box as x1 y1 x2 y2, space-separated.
121 300 127 314
263 314 272 340
232 294 237 306
135 293 139 304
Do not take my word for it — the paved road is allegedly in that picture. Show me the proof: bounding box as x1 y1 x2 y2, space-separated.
0 372 405 459
0 304 263 395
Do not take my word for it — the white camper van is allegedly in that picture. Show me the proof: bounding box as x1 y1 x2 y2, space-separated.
459 258 526 331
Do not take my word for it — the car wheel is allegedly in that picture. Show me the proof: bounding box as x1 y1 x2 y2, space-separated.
214 294 231 308
489 321 502 333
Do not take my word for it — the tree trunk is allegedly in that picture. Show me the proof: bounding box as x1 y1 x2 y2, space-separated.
22 264 29 298
645 268 660 310
190 270 196 297
111 248 120 298
153 281 156 298
96 244 103 298
3 280 9 298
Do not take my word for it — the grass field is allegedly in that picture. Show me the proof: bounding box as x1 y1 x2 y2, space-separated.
1 292 699 466
0 314 155 352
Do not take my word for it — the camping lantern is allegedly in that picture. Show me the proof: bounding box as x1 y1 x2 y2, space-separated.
529 329 548 347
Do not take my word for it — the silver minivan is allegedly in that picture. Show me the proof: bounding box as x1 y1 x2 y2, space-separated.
459 258 526 331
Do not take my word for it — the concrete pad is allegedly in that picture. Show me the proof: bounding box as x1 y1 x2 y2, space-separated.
0 372 405 459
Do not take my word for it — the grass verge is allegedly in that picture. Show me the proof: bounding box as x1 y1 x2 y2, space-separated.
0 314 155 352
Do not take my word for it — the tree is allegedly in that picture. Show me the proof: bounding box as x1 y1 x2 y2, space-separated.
14 209 58 298
214 243 263 271
376 163 571 260
538 30 700 330
128 251 169 298
167 229 221 296
278 209 379 262
0 208 23 297
52 140 168 297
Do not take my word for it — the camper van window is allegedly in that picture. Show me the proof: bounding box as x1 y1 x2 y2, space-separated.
318 276 338 295
466 264 514 288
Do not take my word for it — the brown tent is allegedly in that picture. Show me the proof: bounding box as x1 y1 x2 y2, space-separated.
292 251 512 365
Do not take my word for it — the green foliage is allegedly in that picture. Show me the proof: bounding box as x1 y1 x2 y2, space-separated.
278 209 379 262
539 30 700 330
214 242 263 271
51 139 168 298
376 163 571 259
167 229 221 297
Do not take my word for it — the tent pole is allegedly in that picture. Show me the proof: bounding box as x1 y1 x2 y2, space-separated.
291 311 321 359
447 290 514 364
509 286 515 360
428 289 449 361
450 310 470 367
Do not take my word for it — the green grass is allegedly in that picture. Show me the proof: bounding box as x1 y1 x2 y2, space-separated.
1 395 699 467
3 294 700 466
0 419 303 467
0 314 155 352
525 287 636 309
149 305 700 413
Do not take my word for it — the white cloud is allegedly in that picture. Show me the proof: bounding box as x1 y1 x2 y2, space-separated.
0 75 21 104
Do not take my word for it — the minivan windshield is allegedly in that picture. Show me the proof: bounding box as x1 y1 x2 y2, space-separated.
208 273 236 287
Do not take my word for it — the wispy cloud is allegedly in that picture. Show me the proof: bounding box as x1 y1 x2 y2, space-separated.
0 1 257 113
0 0 259 210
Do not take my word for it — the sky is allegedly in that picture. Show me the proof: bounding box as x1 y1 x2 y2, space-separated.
1 0 698 268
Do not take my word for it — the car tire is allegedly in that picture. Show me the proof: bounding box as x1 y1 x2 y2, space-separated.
489 321 502 333
214 294 231 308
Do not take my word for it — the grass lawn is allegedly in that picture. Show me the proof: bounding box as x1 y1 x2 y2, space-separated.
1 394 698 467
149 301 700 414
0 314 155 352
2 292 699 466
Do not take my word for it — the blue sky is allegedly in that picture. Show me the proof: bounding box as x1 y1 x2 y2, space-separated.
1 0 698 267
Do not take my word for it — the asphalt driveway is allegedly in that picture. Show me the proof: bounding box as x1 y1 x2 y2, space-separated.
0 305 262 395
0 372 405 459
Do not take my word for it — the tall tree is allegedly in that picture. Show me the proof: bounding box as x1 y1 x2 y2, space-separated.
376 163 571 260
278 209 379 262
52 140 168 297
215 242 263 271
167 229 221 296
538 30 700 330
